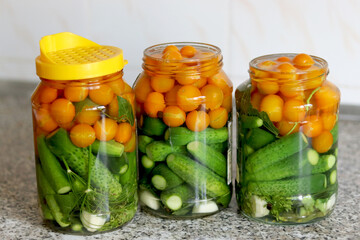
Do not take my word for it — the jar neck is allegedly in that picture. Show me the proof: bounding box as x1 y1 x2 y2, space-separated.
40 70 124 88
249 53 328 90
142 42 223 76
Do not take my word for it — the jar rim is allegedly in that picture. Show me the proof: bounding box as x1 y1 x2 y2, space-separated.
143 42 221 63
249 53 328 73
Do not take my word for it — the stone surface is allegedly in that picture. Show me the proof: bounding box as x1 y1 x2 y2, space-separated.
0 81 359 240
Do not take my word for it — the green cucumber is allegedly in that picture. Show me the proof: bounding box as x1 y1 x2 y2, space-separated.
146 141 187 162
334 148 338 157
246 128 276 150
139 180 160 211
41 204 54 220
246 149 319 181
36 164 70 227
99 154 127 174
38 192 54 221
247 174 327 197
120 151 137 186
165 127 228 146
91 140 124 158
208 141 228 153
311 154 336 174
241 115 263 128
244 144 254 157
330 122 338 143
329 170 337 185
187 141 227 178
160 184 194 211
72 178 87 194
151 163 184 190
119 164 129 175
246 132 308 173
70 217 83 232
46 128 122 200
166 153 230 199
54 192 77 218
37 136 71 194
138 135 154 153
141 116 167 136
141 155 154 170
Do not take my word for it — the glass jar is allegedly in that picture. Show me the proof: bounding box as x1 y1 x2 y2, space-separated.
32 32 137 234
235 53 339 224
134 42 232 219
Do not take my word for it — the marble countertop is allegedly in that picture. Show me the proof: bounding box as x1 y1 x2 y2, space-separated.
0 81 359 240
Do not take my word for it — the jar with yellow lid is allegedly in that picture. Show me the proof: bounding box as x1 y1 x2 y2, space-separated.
32 32 137 234
235 53 339 224
134 42 232 219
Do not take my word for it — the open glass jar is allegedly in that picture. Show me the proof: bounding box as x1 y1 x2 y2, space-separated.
134 42 232 219
32 32 137 234
235 53 339 224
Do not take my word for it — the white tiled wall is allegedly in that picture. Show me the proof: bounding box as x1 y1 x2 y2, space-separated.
1 0 359 104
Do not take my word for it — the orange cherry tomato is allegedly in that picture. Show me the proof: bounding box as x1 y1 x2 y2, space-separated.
151 75 175 93
321 113 337 131
209 107 228 129
250 91 264 110
50 98 75 124
114 122 132 144
89 84 114 106
70 123 96 148
175 71 200 85
251 67 271 78
274 63 297 80
134 75 153 103
192 77 207 89
277 120 300 136
93 118 118 141
106 78 125 96
39 86 58 104
221 93 232 113
208 72 233 96
283 99 306 122
279 81 303 98
34 107 58 132
165 85 182 106
108 96 119 118
177 85 202 112
64 82 89 102
258 60 277 70
186 110 210 132
257 81 279 95
200 84 224 110
293 53 314 69
312 130 333 153
259 94 284 122
163 106 186 127
180 45 197 58
163 45 179 53
314 83 340 112
76 107 101 125
144 92 166 118
162 50 183 61
276 56 291 62
302 115 323 138
124 131 136 152
123 82 133 94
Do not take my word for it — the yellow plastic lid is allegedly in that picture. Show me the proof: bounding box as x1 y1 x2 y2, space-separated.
35 32 127 80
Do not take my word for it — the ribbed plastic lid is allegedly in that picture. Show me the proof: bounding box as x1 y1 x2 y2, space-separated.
35 32 127 80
